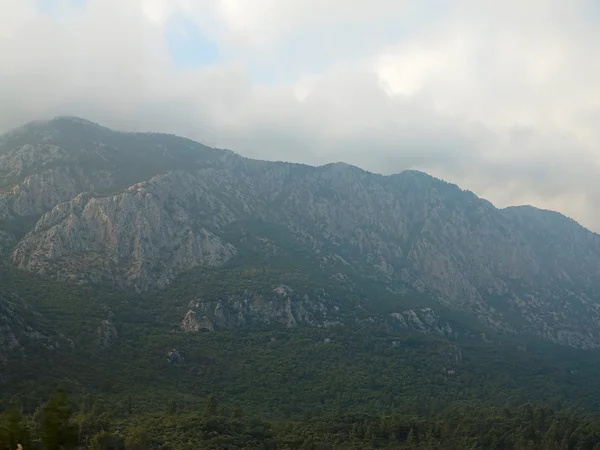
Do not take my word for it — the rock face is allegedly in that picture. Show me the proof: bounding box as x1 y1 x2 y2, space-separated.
2 117 600 347
96 319 119 348
166 348 184 365
389 308 456 339
0 116 222 235
181 310 206 333
180 286 455 338
12 175 236 290
182 286 323 331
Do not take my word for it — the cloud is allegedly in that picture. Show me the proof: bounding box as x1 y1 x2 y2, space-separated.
1 0 599 231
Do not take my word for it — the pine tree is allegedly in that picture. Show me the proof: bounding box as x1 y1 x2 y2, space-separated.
40 387 77 450
0 407 31 450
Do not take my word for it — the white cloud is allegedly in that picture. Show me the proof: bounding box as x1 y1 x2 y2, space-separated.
1 0 600 231
0 1 36 39
141 0 173 24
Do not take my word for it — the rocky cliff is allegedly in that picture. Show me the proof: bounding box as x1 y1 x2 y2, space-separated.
180 284 456 340
2 117 600 347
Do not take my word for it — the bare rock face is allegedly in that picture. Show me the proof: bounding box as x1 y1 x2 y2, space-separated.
180 286 457 338
181 310 214 332
390 308 456 338
3 117 600 347
96 320 118 348
12 172 236 290
166 348 184 365
182 286 319 331
96 319 119 348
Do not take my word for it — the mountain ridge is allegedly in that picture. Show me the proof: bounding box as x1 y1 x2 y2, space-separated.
3 116 593 233
2 116 600 348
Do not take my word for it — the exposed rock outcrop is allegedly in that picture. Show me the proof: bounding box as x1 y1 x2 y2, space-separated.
389 308 456 338
181 286 320 331
12 173 237 290
166 348 184 365
3 117 600 347
96 319 118 348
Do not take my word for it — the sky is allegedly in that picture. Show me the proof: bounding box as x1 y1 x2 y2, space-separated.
1 0 600 231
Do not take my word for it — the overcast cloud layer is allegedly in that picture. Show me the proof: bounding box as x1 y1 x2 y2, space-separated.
1 0 600 231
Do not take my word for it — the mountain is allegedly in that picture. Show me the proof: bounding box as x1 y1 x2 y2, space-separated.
1 116 600 349
6 117 600 449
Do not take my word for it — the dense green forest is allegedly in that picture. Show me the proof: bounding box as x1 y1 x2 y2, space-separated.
4 264 600 448
4 388 600 449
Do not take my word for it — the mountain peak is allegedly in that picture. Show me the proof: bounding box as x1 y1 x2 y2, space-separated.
319 161 364 172
1 115 107 142
48 115 103 127
3 118 600 347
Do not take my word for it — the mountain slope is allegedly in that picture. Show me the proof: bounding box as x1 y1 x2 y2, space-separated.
2 117 600 347
0 116 223 227
0 290 74 363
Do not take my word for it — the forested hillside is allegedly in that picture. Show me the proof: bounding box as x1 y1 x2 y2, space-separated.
2 117 600 448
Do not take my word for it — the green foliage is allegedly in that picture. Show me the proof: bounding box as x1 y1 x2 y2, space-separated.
205 395 219 418
124 427 150 450
39 387 77 450
6 115 600 449
89 431 123 450
11 390 600 449
5 259 600 422
4 247 600 448
0 407 30 450
3 349 600 449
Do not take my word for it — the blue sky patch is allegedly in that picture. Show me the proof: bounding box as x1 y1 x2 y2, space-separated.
36 0 86 16
165 15 219 68
582 0 600 23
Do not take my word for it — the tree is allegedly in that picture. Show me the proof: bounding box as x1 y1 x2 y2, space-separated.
0 407 31 450
75 410 112 449
205 395 219 417
407 427 418 448
40 387 77 450
124 427 150 450
90 430 123 450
